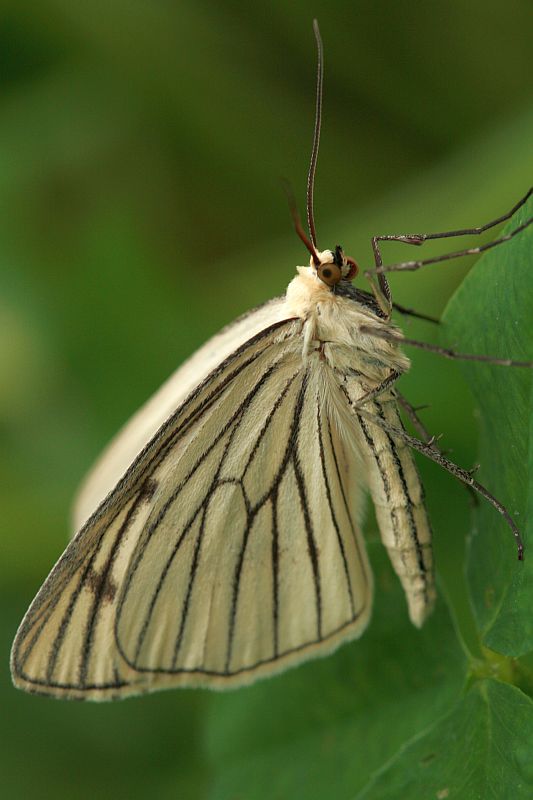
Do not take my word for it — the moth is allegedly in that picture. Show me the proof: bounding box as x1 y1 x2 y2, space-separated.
11 21 532 700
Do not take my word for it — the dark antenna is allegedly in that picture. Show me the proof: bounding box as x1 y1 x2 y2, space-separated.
282 179 320 265
307 19 323 249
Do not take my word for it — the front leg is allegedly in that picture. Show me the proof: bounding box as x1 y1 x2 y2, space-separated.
353 369 402 407
366 189 532 278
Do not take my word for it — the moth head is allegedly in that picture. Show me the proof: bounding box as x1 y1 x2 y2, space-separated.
313 246 359 287
282 184 359 288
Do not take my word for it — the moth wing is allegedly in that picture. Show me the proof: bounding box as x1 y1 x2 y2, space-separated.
337 373 435 627
11 319 373 699
113 364 372 693
73 298 288 532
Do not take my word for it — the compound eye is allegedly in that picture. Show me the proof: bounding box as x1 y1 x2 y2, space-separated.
317 262 342 286
346 257 358 280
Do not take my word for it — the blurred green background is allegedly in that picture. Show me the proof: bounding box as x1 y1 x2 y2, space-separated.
1 1 532 798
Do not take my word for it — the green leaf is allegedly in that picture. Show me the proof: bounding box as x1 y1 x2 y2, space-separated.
206 545 464 800
356 680 533 799
442 196 533 656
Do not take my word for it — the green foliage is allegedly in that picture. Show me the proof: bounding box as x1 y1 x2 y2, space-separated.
443 198 533 657
2 3 533 799
357 681 533 800
206 548 464 799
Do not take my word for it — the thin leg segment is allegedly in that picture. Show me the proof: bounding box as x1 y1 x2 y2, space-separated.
366 189 532 276
391 301 440 325
359 325 533 368
396 391 479 507
395 392 435 448
358 408 524 560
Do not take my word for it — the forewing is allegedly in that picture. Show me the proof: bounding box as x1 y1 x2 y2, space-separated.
12 319 294 698
73 298 288 532
116 369 372 691
11 320 373 699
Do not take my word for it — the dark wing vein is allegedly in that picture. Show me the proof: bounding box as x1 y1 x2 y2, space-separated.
292 449 322 640
225 372 310 671
123 362 286 668
170 506 208 669
318 412 356 617
374 401 425 578
79 487 153 685
326 418 368 595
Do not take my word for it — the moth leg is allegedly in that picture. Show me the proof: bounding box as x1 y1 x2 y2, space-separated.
350 287 439 324
367 188 532 276
359 325 533 369
367 223 427 310
396 391 456 459
396 391 479 507
353 369 402 407
395 392 435 447
364 244 393 321
357 407 524 560
391 301 440 325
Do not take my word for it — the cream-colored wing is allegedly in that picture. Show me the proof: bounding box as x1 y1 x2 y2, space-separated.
338 374 435 627
73 298 288 532
11 319 373 700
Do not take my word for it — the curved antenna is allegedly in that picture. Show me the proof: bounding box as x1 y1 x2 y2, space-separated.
282 179 320 265
307 19 323 249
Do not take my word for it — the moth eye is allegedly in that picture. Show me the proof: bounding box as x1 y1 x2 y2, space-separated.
346 257 358 280
318 263 342 286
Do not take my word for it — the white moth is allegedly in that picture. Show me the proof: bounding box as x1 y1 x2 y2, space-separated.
11 22 531 701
